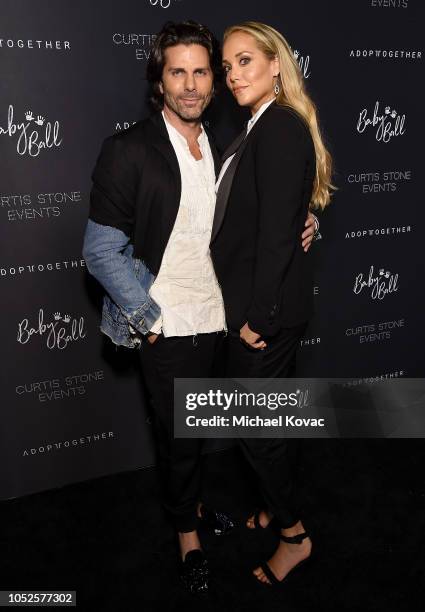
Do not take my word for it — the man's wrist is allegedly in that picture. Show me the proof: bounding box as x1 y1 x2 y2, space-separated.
125 299 161 335
149 314 162 335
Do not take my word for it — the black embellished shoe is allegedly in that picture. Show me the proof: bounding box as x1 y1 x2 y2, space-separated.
255 530 314 588
180 549 209 594
199 504 235 536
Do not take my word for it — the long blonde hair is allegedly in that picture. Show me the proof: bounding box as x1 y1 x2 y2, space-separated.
224 21 337 210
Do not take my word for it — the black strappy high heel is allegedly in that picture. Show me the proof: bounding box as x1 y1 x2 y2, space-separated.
256 530 314 587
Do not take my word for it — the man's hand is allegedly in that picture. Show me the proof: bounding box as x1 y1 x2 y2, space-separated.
240 322 267 349
302 211 317 252
129 324 159 345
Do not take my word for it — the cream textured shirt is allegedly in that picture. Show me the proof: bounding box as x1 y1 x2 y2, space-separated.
148 112 226 337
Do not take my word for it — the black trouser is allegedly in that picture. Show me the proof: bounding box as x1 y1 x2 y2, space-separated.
138 331 226 533
226 322 308 529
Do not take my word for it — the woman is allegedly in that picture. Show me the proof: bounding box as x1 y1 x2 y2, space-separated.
210 21 335 586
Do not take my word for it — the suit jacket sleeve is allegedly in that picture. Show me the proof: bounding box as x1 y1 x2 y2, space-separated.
89 135 140 237
246 110 311 336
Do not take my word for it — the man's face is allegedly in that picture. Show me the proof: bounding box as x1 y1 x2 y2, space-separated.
159 43 214 122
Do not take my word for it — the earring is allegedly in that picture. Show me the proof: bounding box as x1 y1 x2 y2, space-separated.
274 81 280 95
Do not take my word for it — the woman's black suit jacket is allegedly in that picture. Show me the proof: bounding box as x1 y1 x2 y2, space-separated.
209 102 316 338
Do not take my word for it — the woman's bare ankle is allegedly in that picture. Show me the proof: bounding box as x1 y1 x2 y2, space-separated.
281 520 306 536
247 509 273 528
178 529 201 560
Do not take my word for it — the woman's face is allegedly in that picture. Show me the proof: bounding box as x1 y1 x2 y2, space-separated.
222 31 279 114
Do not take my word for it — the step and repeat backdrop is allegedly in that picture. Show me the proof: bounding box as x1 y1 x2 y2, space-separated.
1 0 423 499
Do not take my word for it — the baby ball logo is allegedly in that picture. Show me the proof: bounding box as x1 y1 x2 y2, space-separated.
353 266 399 300
149 0 178 7
17 308 86 350
293 49 311 78
0 104 62 157
357 100 406 143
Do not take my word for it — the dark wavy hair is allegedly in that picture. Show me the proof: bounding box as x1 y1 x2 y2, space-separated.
146 20 222 110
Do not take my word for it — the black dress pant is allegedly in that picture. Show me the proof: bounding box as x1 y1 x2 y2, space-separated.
138 331 225 533
226 322 308 529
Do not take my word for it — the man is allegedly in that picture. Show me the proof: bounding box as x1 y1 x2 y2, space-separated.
82 20 317 594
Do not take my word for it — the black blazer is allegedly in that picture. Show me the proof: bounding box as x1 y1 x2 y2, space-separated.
210 102 316 337
88 111 221 276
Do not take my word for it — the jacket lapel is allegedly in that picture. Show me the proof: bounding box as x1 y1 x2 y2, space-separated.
146 113 182 245
148 113 181 191
204 126 222 179
210 101 280 245
210 129 250 244
221 128 247 162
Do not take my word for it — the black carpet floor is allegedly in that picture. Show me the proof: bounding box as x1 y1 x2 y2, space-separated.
1 440 424 611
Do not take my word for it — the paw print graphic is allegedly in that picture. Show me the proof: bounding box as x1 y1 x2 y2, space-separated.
54 312 61 320
63 314 71 323
384 106 391 114
293 49 300 59
384 271 390 278
35 115 45 126
379 268 385 275
25 110 34 121
390 110 397 118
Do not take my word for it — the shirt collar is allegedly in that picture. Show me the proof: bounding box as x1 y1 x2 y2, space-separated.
162 110 205 147
247 98 276 133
